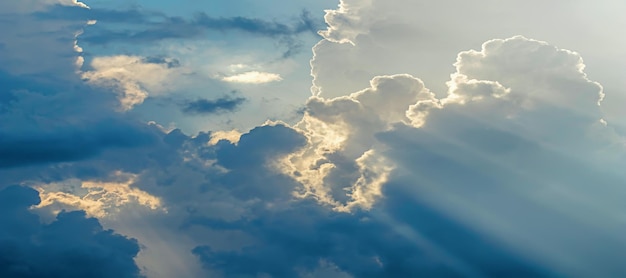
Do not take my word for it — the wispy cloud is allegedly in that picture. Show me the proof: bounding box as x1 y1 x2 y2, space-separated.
221 71 283 84
37 6 322 44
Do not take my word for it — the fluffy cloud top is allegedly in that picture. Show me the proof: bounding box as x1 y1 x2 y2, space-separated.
190 35 624 277
280 74 433 211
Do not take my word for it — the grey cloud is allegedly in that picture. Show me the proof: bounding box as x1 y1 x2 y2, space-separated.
36 6 322 44
210 124 307 200
181 96 246 115
0 13 82 78
141 56 181 68
185 36 626 277
3 1 626 277
0 186 142 278
0 118 158 169
193 10 318 37
190 197 549 278
0 69 159 169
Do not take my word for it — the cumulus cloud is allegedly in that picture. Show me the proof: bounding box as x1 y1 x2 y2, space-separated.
279 74 434 211
3 0 626 277
188 29 626 274
383 36 624 277
309 0 626 109
188 34 626 278
318 0 375 44
0 185 142 278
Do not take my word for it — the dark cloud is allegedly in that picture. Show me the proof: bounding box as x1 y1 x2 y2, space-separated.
0 12 83 79
193 10 318 37
190 194 550 278
0 61 159 169
0 118 158 169
211 124 306 200
36 6 322 45
375 121 626 277
141 56 181 68
0 71 158 169
181 96 246 115
0 186 142 278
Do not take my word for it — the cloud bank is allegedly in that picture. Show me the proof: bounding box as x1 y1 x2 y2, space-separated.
0 186 142 278
2 0 626 277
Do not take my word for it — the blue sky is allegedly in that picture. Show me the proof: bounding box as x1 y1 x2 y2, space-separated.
1 1 626 277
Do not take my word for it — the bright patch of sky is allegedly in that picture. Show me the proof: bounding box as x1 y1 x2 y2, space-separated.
78 0 338 134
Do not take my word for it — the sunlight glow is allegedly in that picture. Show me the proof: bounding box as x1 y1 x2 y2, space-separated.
34 171 164 218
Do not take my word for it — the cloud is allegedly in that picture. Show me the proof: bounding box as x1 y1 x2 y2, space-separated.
35 5 323 60
38 6 321 44
0 185 142 278
211 124 307 201
188 34 626 277
194 11 319 37
81 55 188 110
181 96 246 115
0 0 88 13
381 36 624 277
0 11 85 80
279 74 433 211
190 197 549 277
0 117 158 169
208 129 242 145
309 0 626 105
221 71 283 84
2 0 626 277
34 171 164 218
55 0 89 9
318 0 375 45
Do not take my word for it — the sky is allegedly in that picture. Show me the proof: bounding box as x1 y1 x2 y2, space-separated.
1 1 626 277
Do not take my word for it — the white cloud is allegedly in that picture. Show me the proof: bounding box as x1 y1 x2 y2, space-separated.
221 71 283 84
310 0 626 116
318 0 375 45
0 0 89 13
60 0 89 8
279 74 433 211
